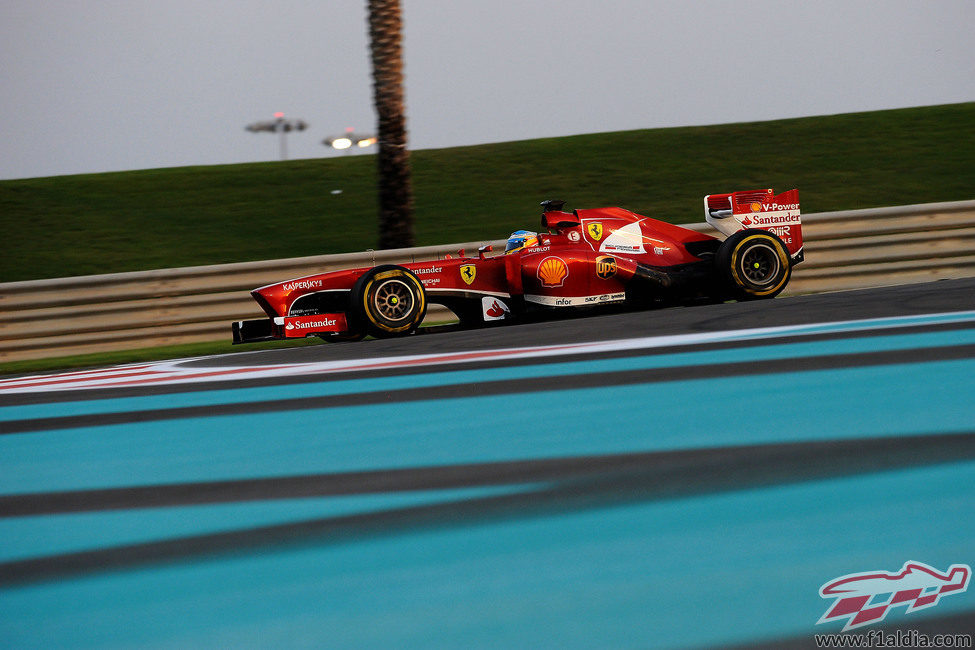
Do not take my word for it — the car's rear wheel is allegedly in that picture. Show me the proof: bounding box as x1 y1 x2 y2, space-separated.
716 230 791 299
350 265 427 338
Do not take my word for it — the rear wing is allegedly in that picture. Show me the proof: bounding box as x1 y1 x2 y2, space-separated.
704 188 803 262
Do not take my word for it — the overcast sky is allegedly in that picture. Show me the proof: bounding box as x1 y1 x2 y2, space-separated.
1 0 972 180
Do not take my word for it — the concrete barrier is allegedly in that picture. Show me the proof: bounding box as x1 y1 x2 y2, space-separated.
2 200 973 362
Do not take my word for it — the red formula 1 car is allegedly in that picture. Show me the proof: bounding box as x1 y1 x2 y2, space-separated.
232 188 803 344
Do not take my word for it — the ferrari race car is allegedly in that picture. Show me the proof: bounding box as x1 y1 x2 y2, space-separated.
232 188 803 344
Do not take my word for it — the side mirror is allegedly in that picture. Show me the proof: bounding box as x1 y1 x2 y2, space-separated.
542 211 581 231
478 245 493 259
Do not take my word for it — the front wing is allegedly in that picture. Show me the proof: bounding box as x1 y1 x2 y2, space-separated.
232 313 349 344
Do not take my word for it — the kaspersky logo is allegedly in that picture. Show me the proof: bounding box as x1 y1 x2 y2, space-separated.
817 561 971 631
282 279 323 292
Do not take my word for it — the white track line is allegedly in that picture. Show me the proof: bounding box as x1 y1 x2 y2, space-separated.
3 310 974 394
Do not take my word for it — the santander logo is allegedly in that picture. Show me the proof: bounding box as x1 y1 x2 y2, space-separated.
481 296 510 321
286 318 337 330
486 301 506 318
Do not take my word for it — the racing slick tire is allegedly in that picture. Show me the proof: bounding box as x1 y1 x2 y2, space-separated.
716 230 792 300
350 265 427 338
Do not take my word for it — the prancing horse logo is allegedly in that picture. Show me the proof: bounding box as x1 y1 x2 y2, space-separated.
587 222 604 241
460 264 476 285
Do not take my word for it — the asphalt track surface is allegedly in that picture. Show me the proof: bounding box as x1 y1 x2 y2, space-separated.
1 278 974 648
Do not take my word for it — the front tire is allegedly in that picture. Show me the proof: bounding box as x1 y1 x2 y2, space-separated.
350 265 427 338
716 230 791 299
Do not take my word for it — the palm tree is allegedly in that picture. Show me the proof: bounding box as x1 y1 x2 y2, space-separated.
368 0 415 249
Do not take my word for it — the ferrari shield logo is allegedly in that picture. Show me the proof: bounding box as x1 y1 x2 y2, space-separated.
460 264 476 285
587 222 604 241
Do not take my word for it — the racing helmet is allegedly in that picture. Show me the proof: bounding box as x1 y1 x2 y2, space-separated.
505 229 538 253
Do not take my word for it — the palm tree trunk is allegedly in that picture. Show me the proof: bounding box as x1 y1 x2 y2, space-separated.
368 0 415 249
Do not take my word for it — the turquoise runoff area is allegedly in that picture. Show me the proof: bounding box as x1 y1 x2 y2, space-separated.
1 319 974 648
1 463 972 648
2 358 974 495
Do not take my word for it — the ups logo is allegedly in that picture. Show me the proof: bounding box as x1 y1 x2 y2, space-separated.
595 255 617 279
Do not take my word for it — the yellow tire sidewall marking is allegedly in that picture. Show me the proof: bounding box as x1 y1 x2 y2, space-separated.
730 233 790 296
361 271 425 333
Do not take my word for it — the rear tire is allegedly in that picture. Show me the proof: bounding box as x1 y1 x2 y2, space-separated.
716 230 791 299
350 265 427 338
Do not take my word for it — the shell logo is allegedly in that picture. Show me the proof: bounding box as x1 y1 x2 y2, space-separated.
537 256 569 287
750 202 762 212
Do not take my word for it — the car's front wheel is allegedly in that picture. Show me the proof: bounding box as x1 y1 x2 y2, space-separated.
350 265 427 338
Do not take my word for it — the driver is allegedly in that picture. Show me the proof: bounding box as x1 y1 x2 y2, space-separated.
505 230 538 253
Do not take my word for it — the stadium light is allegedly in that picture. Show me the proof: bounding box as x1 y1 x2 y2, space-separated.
324 127 377 153
245 112 308 160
